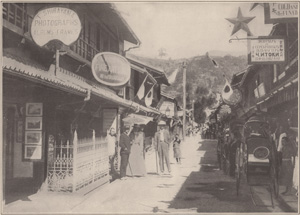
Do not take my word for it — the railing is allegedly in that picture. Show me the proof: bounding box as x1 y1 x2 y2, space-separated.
2 3 33 34
3 3 120 64
70 38 99 62
47 130 109 193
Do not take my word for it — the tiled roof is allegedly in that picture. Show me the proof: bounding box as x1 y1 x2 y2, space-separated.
3 54 161 115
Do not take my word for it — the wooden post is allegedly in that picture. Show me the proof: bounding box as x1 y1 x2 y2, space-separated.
55 49 59 76
92 129 95 182
72 130 78 192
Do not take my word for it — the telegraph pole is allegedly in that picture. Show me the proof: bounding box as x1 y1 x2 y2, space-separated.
182 62 187 140
192 99 195 132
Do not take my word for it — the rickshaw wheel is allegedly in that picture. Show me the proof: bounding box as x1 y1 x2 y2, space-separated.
235 148 241 196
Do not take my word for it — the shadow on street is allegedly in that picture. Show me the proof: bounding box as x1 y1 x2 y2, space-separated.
167 139 270 213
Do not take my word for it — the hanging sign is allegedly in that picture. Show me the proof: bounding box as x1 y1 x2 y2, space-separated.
92 52 131 87
31 7 81 47
223 89 242 106
248 37 286 64
264 3 298 24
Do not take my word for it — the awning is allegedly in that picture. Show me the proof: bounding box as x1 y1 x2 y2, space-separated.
3 53 161 117
122 114 153 125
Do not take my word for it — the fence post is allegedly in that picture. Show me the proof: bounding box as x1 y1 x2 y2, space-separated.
72 130 78 193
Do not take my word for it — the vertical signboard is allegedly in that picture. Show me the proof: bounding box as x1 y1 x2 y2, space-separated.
264 3 298 24
248 37 286 64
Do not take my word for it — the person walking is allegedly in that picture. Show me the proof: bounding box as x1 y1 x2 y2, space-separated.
280 132 297 195
119 125 132 180
126 125 146 177
173 134 181 164
154 121 171 175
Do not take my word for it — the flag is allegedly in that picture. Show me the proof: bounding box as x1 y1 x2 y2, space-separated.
135 74 155 101
145 85 154 107
221 79 233 101
206 52 219 68
136 75 147 100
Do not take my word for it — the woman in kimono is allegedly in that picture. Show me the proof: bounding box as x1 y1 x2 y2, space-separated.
126 125 146 177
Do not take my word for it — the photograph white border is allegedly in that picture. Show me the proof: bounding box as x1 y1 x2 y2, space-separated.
26 103 43 116
25 117 43 130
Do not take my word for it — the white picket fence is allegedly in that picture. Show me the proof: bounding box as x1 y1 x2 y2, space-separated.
47 130 109 193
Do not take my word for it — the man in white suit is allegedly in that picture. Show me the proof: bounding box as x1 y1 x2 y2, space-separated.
154 121 171 174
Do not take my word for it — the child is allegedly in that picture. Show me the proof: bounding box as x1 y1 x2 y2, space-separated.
173 134 182 164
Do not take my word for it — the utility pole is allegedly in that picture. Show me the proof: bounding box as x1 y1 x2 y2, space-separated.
192 100 195 132
182 62 187 140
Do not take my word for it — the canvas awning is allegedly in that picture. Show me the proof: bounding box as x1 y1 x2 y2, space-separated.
122 114 153 125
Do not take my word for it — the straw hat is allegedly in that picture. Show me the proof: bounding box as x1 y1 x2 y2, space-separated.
158 120 166 126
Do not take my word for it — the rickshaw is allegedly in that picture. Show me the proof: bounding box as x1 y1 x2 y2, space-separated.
235 116 279 200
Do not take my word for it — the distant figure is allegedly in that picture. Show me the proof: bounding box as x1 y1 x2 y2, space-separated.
173 134 181 164
154 121 171 175
280 133 297 195
127 125 146 177
119 125 132 180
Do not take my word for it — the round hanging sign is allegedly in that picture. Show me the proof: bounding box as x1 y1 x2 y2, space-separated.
31 7 81 47
91 52 131 87
223 88 242 106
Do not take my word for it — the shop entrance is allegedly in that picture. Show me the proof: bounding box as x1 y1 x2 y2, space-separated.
3 104 35 204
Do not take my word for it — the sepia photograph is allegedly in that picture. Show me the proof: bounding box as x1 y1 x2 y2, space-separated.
25 131 42 145
1 1 299 215
26 103 43 116
25 117 43 130
24 145 42 160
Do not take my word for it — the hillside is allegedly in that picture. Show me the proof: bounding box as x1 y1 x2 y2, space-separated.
127 53 247 106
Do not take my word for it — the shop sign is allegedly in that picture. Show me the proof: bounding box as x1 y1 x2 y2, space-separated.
159 101 175 117
223 89 242 106
122 114 153 125
31 7 81 47
248 37 286 64
264 3 298 24
92 52 131 87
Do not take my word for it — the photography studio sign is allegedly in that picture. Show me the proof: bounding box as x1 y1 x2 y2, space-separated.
249 37 286 64
31 7 81 47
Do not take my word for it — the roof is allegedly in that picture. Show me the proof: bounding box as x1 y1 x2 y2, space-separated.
231 69 247 87
130 64 157 84
161 92 176 100
3 52 161 116
126 56 170 86
89 3 140 45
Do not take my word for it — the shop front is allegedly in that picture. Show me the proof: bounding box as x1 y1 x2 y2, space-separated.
2 52 141 202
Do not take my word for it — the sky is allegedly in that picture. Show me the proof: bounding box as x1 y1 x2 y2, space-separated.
115 2 274 59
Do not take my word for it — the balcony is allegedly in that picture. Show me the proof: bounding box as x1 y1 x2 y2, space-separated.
3 3 33 35
3 3 118 66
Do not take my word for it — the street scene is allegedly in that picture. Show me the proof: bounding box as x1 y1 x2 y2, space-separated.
2 2 299 215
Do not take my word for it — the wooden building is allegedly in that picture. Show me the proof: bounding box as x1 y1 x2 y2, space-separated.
2 3 166 204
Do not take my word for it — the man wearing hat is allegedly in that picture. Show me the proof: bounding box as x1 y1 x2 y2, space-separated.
119 125 132 180
154 120 171 174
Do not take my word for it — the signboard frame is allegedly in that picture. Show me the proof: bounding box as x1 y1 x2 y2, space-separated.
30 6 82 48
92 52 131 87
264 3 298 24
248 36 287 65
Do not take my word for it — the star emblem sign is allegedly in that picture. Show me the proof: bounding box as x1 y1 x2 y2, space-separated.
226 7 256 36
